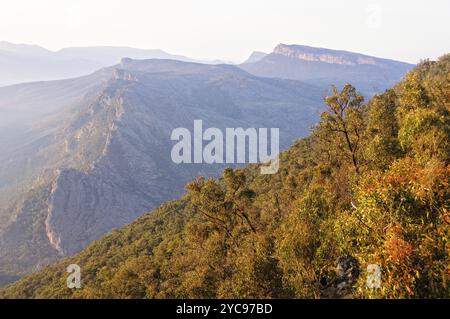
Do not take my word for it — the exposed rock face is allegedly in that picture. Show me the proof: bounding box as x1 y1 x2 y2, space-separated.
273 44 376 65
113 68 139 82
0 59 325 276
240 44 414 96
335 255 360 282
321 255 360 298
46 167 153 255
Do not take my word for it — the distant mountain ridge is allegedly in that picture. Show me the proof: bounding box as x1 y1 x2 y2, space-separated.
0 42 221 87
242 51 268 64
240 43 415 95
273 44 391 65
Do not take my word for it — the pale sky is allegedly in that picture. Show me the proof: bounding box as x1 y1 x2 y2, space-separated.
0 0 448 63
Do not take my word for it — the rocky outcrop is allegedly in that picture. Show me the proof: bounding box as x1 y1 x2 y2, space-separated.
273 44 376 65
321 255 360 298
240 43 414 96
113 68 139 82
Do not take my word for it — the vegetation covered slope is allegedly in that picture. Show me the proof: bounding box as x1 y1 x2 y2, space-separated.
0 58 324 278
1 55 448 299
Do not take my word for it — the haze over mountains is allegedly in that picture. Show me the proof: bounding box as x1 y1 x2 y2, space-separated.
0 41 216 87
242 51 268 64
0 41 414 91
0 42 415 285
241 44 414 95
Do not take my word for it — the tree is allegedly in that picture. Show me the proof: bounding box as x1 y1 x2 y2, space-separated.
315 84 365 173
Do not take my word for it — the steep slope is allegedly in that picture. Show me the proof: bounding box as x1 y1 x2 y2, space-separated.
0 69 111 187
1 55 447 299
0 59 324 280
240 44 414 95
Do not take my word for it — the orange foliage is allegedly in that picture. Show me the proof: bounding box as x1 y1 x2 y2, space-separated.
384 225 413 264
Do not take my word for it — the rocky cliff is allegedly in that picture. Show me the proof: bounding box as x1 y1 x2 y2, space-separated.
240 44 414 95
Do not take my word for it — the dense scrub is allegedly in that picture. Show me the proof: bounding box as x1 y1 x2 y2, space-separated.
1 55 448 299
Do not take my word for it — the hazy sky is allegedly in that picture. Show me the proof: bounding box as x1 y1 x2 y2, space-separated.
0 0 448 63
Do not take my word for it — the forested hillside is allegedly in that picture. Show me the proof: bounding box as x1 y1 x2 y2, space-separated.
1 55 448 299
0 59 323 278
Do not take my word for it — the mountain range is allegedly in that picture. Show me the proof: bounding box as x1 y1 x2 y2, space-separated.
0 43 416 286
241 44 414 95
0 57 325 281
0 41 221 87
1 54 447 298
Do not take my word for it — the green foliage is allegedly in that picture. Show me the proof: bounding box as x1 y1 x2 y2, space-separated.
365 89 402 170
314 84 366 174
335 158 449 298
1 55 448 299
398 108 450 164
